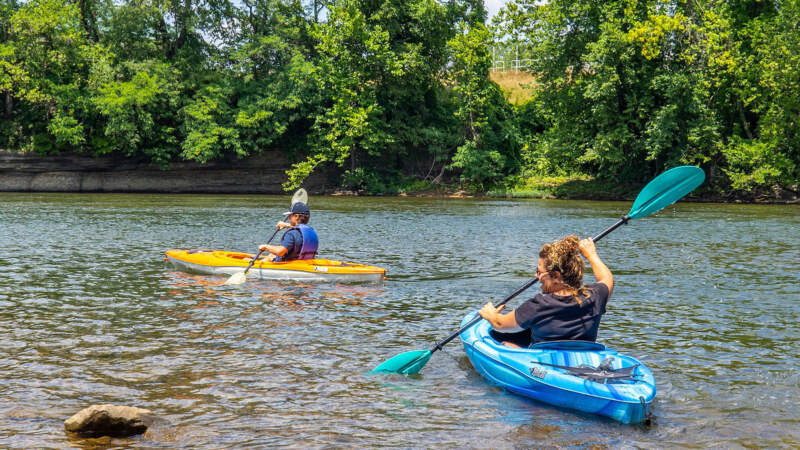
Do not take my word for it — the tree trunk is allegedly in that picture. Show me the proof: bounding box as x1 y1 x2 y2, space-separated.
175 0 192 51
156 15 173 59
738 101 754 139
76 0 99 42
432 161 447 184
4 92 12 119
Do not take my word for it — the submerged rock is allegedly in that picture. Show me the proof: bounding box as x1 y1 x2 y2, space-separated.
64 404 153 438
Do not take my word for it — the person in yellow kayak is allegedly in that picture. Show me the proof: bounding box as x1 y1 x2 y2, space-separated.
478 235 613 347
258 202 319 262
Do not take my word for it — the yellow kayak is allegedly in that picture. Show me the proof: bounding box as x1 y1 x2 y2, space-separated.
165 249 386 283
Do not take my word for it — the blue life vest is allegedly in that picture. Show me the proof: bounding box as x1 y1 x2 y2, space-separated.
295 224 319 260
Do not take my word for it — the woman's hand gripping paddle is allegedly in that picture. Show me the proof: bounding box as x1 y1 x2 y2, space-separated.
223 189 308 285
370 166 705 375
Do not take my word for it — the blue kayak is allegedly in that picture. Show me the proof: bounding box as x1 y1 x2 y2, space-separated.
460 312 656 424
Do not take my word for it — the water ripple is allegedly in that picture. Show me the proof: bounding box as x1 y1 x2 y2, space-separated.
0 194 798 447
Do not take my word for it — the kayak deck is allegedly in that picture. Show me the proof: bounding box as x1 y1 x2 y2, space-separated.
460 312 656 424
165 249 386 283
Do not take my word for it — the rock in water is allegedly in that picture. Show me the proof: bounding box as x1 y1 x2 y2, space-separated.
64 404 153 437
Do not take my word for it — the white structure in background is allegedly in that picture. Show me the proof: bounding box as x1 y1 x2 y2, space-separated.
492 44 532 72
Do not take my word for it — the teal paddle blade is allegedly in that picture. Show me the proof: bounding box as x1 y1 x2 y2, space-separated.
370 350 432 375
628 166 705 219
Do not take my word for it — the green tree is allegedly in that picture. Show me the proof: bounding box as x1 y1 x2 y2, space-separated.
514 0 718 181
284 0 461 191
447 23 519 188
749 0 800 190
90 60 182 163
1 0 20 133
283 0 394 190
2 0 108 153
701 0 799 190
495 0 799 194
231 0 321 162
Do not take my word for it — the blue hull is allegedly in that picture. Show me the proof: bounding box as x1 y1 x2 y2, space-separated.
460 312 656 424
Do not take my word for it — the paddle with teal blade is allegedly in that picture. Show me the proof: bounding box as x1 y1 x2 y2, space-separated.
224 188 308 285
371 165 705 375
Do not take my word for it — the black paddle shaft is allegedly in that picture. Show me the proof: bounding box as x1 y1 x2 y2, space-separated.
429 214 630 353
243 249 265 275
265 213 291 244
244 213 291 274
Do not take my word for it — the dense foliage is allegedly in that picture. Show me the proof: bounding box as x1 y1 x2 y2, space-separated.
492 0 799 194
1 0 798 196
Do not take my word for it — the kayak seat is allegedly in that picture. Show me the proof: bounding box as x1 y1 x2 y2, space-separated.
530 340 606 351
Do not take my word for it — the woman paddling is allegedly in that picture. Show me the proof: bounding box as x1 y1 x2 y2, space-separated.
478 235 613 348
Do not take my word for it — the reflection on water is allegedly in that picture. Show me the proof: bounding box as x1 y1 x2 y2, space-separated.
0 193 798 447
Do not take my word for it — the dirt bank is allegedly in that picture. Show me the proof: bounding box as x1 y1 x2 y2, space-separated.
0 151 330 194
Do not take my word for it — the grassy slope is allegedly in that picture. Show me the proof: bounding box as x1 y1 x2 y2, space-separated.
487 175 649 200
489 71 536 105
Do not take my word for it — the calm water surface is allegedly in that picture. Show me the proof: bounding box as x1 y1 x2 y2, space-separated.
1 193 798 448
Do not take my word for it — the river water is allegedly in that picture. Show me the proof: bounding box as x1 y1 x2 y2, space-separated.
0 193 798 448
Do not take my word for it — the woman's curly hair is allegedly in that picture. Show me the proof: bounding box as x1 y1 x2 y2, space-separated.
539 235 589 303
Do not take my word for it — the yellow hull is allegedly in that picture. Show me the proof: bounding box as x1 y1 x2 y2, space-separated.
165 249 386 282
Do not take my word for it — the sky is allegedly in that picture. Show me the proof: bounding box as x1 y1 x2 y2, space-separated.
484 0 508 19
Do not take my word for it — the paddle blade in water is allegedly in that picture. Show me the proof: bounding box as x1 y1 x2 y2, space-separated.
370 350 432 375
224 271 246 285
628 166 705 219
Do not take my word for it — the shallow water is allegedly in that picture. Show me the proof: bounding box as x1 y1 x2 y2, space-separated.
0 193 798 447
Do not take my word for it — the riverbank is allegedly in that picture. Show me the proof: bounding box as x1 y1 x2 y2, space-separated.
344 176 799 204
2 151 797 203
486 175 800 204
0 150 330 194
